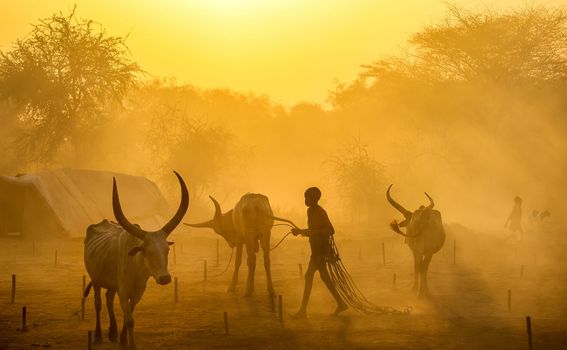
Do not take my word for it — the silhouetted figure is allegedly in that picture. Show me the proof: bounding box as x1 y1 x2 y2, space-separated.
539 210 551 221
505 196 523 240
291 187 348 318
531 210 540 223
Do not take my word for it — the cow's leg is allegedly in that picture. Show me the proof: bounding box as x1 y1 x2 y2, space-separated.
261 235 275 296
412 252 420 292
127 301 139 350
118 295 136 350
120 320 127 349
244 238 256 297
93 285 103 343
418 254 433 298
105 289 118 342
228 243 243 293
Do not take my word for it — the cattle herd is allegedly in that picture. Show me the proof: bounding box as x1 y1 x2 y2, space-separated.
81 171 446 349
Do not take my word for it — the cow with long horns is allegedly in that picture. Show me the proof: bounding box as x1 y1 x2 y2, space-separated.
84 172 189 349
185 193 274 296
386 185 445 297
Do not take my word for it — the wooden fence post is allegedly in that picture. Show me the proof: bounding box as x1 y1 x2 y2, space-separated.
21 306 27 331
278 295 283 322
526 316 533 350
174 277 178 303
223 311 229 335
508 290 512 312
11 274 16 304
204 260 207 281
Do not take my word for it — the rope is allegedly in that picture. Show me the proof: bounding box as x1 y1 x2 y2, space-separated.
270 214 411 315
326 236 412 315
209 247 234 278
269 218 298 251
209 217 297 278
270 231 293 251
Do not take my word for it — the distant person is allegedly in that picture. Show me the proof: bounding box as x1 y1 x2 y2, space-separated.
505 196 523 240
539 210 551 221
290 187 348 318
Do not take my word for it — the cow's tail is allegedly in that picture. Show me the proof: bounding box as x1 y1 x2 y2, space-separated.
83 281 93 298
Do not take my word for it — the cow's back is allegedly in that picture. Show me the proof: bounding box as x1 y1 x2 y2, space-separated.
408 209 445 255
84 219 122 290
233 193 273 234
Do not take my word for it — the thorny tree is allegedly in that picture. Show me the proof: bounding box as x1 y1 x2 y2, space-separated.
329 137 386 224
0 7 141 166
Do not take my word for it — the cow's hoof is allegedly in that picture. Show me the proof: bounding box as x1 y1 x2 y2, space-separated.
227 286 236 293
417 290 430 299
244 291 253 298
93 333 102 344
108 328 118 343
267 288 275 297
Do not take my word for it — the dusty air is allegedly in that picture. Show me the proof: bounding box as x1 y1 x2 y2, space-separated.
1 1 566 349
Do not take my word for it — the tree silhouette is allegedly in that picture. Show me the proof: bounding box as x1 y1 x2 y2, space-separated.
328 137 386 224
0 7 140 165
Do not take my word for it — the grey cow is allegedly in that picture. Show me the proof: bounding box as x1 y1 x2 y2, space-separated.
185 193 274 296
84 172 189 349
386 185 445 298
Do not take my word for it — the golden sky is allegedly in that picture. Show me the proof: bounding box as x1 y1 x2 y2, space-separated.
2 0 566 106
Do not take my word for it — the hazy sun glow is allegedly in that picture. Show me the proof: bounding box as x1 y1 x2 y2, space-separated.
2 0 567 105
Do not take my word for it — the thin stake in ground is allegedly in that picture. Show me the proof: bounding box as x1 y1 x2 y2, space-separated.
223 311 229 335
21 306 27 332
278 295 283 322
508 290 512 312
526 316 533 350
174 277 178 303
204 260 207 281
11 274 15 303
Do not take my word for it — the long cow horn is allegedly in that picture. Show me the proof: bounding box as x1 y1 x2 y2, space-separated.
424 192 434 209
386 184 412 219
184 220 214 228
209 196 222 221
183 195 222 229
113 177 147 240
161 171 190 236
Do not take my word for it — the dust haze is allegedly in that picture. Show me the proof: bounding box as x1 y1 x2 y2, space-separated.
0 3 566 350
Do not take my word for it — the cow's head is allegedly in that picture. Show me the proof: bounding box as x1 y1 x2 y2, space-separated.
386 184 435 237
184 196 237 247
113 171 189 285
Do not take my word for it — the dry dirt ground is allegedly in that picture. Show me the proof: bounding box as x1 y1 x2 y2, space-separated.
1 224 566 349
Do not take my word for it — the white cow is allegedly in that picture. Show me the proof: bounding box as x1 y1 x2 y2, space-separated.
84 172 189 349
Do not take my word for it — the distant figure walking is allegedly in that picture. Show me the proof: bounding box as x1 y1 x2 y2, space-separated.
505 196 523 240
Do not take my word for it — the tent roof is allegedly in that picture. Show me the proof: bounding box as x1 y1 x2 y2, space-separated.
0 168 172 237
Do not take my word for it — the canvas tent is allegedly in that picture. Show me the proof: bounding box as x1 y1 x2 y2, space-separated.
0 168 172 239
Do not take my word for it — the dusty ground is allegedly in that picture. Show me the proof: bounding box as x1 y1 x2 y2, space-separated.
1 223 567 349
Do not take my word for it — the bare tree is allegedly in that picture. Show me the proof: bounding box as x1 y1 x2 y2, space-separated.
328 137 386 224
0 7 141 166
